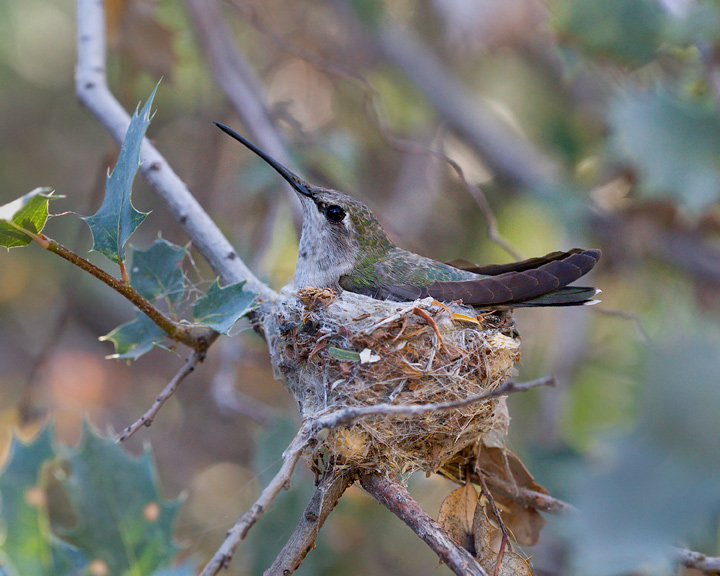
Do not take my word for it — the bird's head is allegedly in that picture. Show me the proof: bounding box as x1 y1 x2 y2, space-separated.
215 123 391 288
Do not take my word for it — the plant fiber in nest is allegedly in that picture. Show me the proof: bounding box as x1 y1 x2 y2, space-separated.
267 287 521 476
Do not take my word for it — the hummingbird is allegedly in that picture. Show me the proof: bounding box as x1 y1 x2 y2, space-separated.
216 123 600 308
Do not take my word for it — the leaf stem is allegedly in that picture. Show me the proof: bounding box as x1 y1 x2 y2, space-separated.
40 234 216 352
119 258 130 285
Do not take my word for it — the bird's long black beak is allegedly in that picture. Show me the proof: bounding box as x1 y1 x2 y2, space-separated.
214 122 314 198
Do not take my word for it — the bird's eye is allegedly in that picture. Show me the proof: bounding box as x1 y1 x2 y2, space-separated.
325 204 346 223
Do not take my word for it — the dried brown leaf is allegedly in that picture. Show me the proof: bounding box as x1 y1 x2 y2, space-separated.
472 501 500 561
476 446 549 495
474 504 534 575
494 493 546 547
438 483 479 554
480 549 534 576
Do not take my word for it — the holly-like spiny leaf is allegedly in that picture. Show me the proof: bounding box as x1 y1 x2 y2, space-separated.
101 311 167 360
0 426 86 576
83 84 158 264
192 279 256 334
56 421 182 576
130 239 187 310
0 188 57 249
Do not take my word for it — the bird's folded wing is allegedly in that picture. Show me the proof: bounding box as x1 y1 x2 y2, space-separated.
446 247 588 276
375 249 601 306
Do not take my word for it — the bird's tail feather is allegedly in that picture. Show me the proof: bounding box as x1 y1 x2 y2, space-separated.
508 286 600 308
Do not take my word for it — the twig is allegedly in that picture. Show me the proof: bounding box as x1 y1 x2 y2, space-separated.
19 163 108 423
482 473 576 514
479 476 508 576
675 546 720 574
196 371 551 575
265 467 355 576
41 235 215 352
116 350 205 443
360 473 488 576
593 305 650 343
75 0 275 303
200 421 315 576
314 377 555 430
371 18 558 190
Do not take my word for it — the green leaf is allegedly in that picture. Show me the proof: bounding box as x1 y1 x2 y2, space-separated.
552 0 664 66
83 84 158 263
0 426 87 576
130 239 187 309
0 188 56 249
57 422 182 576
609 88 720 213
327 347 361 362
192 279 256 334
101 311 167 360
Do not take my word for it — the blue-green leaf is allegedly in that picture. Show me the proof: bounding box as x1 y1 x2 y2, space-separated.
552 0 664 66
130 239 187 309
609 88 720 213
83 84 158 263
0 188 57 249
57 422 182 576
101 311 167 360
192 279 256 334
0 426 87 576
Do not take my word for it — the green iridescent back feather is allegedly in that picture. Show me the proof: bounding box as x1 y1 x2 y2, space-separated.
341 246 479 293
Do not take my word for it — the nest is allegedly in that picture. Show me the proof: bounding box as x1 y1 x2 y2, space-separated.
266 287 521 476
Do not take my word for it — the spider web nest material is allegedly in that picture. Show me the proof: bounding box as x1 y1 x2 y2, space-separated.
267 287 521 476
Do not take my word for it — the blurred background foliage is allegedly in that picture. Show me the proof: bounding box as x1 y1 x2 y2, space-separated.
1 0 720 574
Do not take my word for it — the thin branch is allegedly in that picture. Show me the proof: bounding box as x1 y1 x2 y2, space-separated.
478 477 508 576
314 377 555 430
41 235 214 352
20 164 109 423
482 473 576 514
360 473 488 576
116 350 206 443
675 546 720 574
592 305 650 343
196 371 550 573
370 17 559 190
200 422 315 576
265 467 355 576
75 0 275 303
